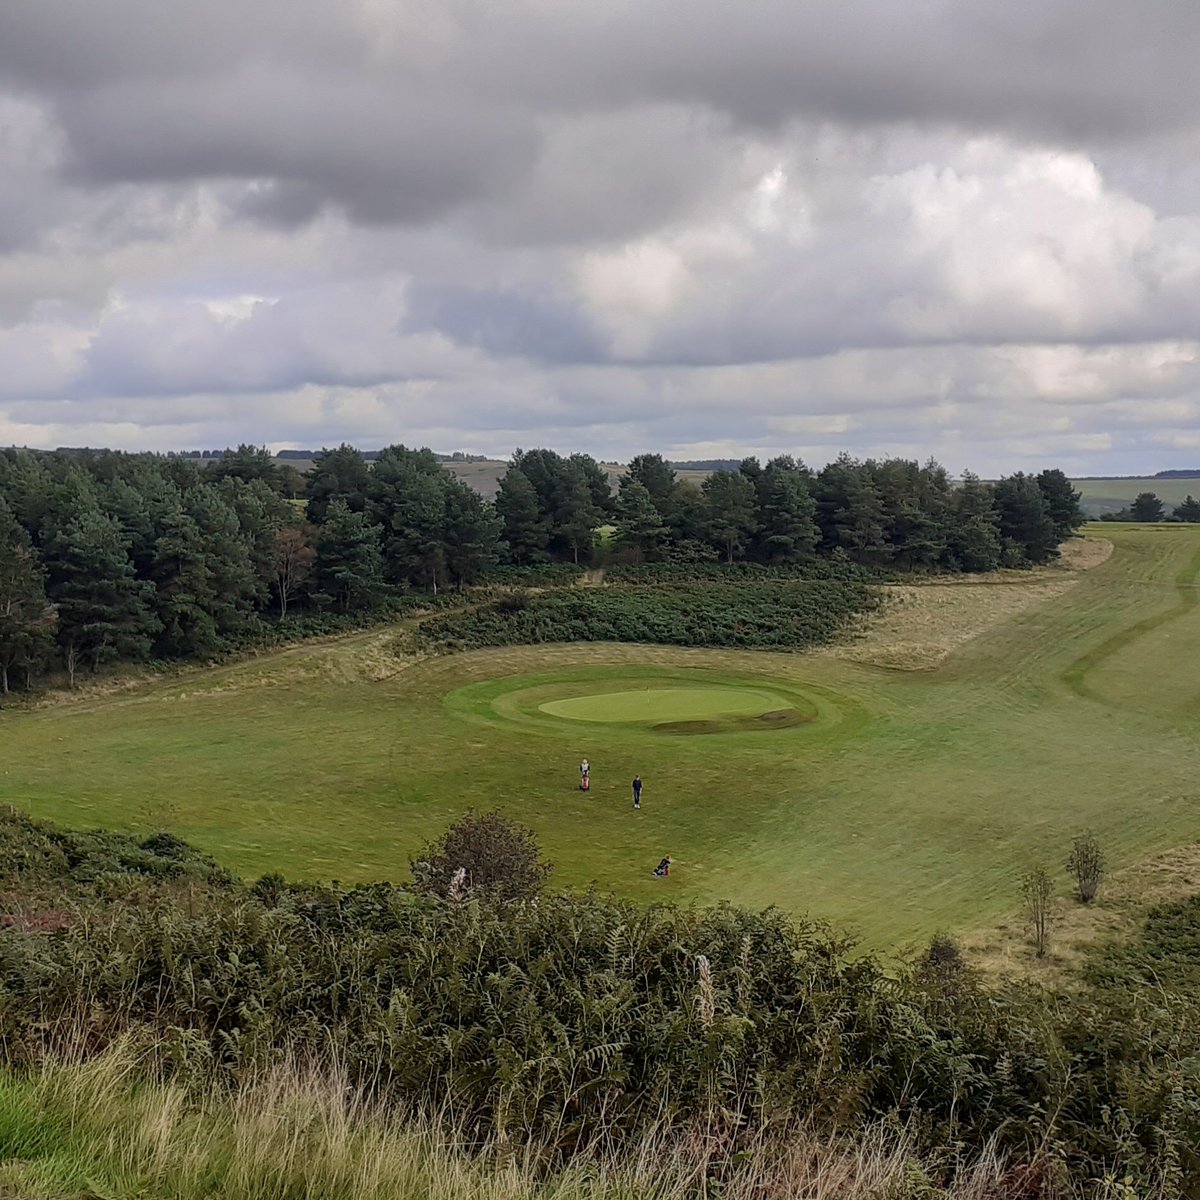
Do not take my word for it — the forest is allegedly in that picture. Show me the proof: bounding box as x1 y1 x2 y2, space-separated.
0 443 1084 694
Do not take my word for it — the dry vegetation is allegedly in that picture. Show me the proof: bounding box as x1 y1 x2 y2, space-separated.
964 841 1200 985
0 1047 1020 1200
829 536 1113 671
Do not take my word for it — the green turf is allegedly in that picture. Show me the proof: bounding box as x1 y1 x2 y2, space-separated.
3 523 1200 952
539 686 791 724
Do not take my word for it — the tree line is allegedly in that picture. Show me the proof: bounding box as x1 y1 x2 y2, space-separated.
0 443 1084 694
1099 491 1200 522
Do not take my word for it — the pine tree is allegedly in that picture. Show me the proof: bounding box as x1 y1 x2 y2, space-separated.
495 468 550 564
185 486 259 638
627 454 677 511
947 473 1002 572
1036 469 1085 539
1173 495 1200 523
757 469 819 563
814 455 889 564
0 498 54 694
314 500 386 612
45 509 158 685
613 478 669 563
443 481 501 587
701 470 757 563
150 505 219 657
554 466 600 565
306 445 371 523
994 473 1060 564
1130 491 1165 522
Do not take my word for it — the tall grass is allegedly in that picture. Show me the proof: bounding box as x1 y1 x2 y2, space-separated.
0 1046 1022 1200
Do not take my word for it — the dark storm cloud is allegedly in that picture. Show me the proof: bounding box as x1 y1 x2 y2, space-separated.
3 0 1199 234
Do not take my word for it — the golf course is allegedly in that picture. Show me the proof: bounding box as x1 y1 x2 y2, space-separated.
3 521 1199 950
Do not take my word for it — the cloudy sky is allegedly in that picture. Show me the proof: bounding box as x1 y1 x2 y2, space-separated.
1 0 1199 474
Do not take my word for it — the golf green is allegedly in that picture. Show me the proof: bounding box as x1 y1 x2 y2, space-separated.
539 686 790 724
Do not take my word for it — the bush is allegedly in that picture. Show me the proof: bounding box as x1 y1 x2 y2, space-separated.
415 581 883 653
605 560 889 584
1065 832 1105 904
409 810 552 902
1020 867 1054 958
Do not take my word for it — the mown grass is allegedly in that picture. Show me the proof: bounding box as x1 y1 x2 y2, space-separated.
2 525 1200 950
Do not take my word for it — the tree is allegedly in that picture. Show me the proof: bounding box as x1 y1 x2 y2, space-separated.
149 505 220 657
409 809 552 901
306 445 371 523
207 444 282 491
627 453 677 512
1066 832 1105 904
44 510 158 685
946 473 1002 572
1036 469 1085 539
442 481 501 587
313 500 386 612
814 455 888 564
756 469 819 563
702 470 757 563
495 468 550 565
567 453 615 517
269 524 316 618
185 486 259 638
1173 495 1200 523
554 465 600 565
1021 866 1055 958
613 477 669 563
1130 491 1165 522
994 473 1060 564
0 498 54 694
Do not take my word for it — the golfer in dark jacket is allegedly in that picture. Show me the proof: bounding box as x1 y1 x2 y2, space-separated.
632 775 643 808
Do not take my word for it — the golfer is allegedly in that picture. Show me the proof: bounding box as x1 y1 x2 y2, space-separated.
632 774 643 809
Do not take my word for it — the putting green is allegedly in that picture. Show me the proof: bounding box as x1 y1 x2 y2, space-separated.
539 686 790 724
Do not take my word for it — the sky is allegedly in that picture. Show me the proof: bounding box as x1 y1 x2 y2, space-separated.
1 1 1199 476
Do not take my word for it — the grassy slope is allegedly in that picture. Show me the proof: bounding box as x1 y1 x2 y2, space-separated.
1072 476 1200 515
3 524 1200 950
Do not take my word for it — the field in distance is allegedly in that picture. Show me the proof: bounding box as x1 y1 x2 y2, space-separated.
2 523 1199 951
1071 475 1200 516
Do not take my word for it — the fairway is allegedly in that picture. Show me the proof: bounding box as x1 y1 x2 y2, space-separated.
4 523 1200 951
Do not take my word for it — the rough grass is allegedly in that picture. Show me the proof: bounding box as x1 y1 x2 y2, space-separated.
3 525 1200 951
0 1049 1016 1200
965 841 1200 986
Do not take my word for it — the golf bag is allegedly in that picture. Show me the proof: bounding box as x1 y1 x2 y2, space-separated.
652 857 670 877
580 773 590 792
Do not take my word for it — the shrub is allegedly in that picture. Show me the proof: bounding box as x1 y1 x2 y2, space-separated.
409 810 552 901
1065 832 1105 904
415 581 883 653
1020 867 1054 958
918 931 967 983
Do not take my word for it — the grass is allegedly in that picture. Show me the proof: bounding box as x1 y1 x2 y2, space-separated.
538 685 795 724
3 524 1200 951
0 1050 1012 1200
